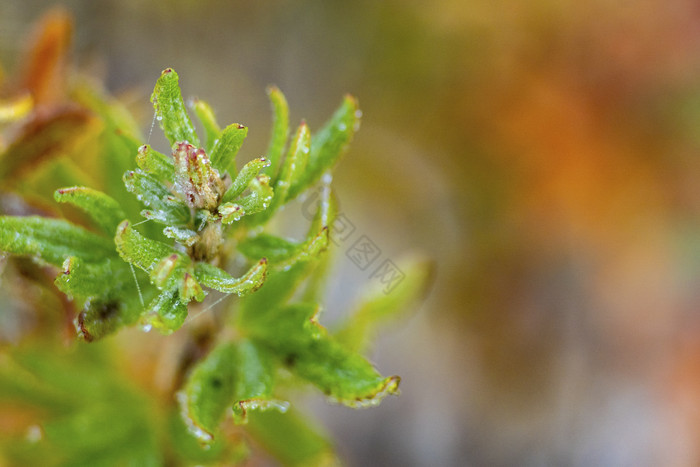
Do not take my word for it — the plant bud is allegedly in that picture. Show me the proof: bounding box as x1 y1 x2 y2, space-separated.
172 142 224 210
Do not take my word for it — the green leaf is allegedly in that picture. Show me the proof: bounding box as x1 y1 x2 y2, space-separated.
246 410 335 467
237 175 273 216
247 303 323 351
237 233 299 262
150 253 188 290
143 287 188 333
178 341 237 445
238 262 310 328
75 297 142 342
180 271 206 302
55 256 122 299
221 157 271 204
239 228 328 273
231 339 285 424
190 98 222 153
238 185 334 322
194 259 267 296
115 220 173 273
219 175 274 224
151 68 200 147
274 227 329 272
336 255 434 352
307 178 336 235
54 186 126 236
273 122 310 208
0 216 115 266
218 202 244 223
149 252 205 303
287 96 360 200
163 226 198 247
209 123 248 175
247 300 399 406
123 169 191 225
264 86 289 181
289 337 400 407
136 144 175 182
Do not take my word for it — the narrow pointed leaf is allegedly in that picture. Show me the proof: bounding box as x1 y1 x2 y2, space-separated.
247 303 323 351
286 337 400 407
123 169 190 225
136 144 175 182
144 287 188 333
336 255 434 352
75 297 141 342
239 228 328 273
256 306 399 406
245 299 399 406
191 98 222 153
307 179 336 236
218 202 244 224
237 175 273 216
0 216 114 266
274 227 328 271
209 123 247 174
221 157 271 204
194 259 267 296
263 86 289 181
55 256 123 299
238 262 312 327
150 253 188 290
115 220 173 273
238 186 333 318
287 96 360 200
151 68 200 147
180 272 206 302
231 340 285 424
163 226 198 247
237 234 299 262
178 341 237 445
54 186 126 236
273 122 310 208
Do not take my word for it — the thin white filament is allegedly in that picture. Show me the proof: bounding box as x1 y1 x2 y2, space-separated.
184 293 228 325
129 262 145 308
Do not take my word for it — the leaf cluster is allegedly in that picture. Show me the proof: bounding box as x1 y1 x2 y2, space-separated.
0 29 431 463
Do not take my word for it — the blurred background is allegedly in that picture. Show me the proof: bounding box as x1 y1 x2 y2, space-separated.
2 0 700 465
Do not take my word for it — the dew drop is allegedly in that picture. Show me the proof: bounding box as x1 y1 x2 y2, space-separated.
156 114 163 121
337 123 347 131
274 400 290 413
142 323 152 333
354 109 363 119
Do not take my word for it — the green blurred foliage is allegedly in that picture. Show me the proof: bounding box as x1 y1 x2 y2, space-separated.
0 10 431 466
